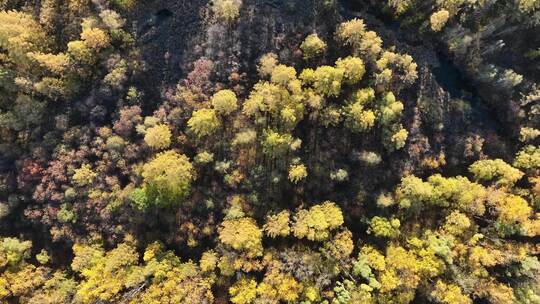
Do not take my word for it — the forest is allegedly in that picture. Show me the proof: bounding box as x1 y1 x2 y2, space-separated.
0 0 539 303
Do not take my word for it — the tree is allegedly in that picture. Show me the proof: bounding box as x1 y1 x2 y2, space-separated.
0 237 32 268
336 18 366 50
360 150 384 167
271 64 297 86
386 0 414 16
0 11 48 66
92 242 216 304
519 127 540 142
99 9 125 30
212 0 242 22
106 135 126 151
324 229 354 260
288 163 308 184
57 203 77 223
194 151 214 164
257 270 303 303
395 175 435 209
261 129 295 157
263 210 290 238
141 150 194 208
376 51 418 88
144 124 172 150
242 80 304 127
336 56 365 84
136 261 214 304
300 33 327 60
72 164 97 187
384 126 408 151
301 65 344 97
513 145 540 172
219 217 263 257
73 243 138 304
379 245 426 297
379 92 404 125
333 279 374 303
368 216 400 239
0 263 49 301
257 53 278 78
518 0 540 13
358 31 383 60
28 271 76 304
336 19 382 60
330 168 349 182
353 248 382 291
493 193 532 227
356 87 376 104
211 89 238 115
376 192 394 207
116 109 144 136
112 0 137 10
27 52 70 75
469 159 524 186
345 102 376 132
478 281 516 304
188 108 220 138
35 250 50 265
80 27 110 50
229 278 257 304
292 201 343 241
443 211 471 235
430 10 450 32
199 250 218 272
67 40 95 65
430 280 472 304
232 129 257 147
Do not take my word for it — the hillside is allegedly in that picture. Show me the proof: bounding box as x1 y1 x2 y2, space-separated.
0 0 538 303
